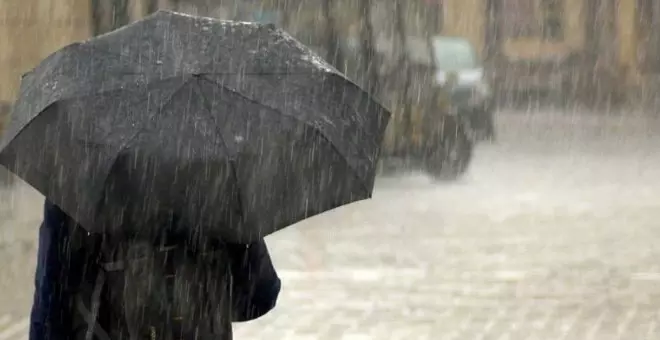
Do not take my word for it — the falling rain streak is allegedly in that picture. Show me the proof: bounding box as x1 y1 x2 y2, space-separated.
2 0 660 339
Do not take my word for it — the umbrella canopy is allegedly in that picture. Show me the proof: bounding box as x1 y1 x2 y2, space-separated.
0 10 390 243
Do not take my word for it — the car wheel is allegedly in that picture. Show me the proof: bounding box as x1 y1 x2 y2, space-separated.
481 107 497 142
424 121 473 180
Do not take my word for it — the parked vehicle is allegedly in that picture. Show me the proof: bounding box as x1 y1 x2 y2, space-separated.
432 36 496 141
374 36 475 180
379 90 473 180
280 25 478 179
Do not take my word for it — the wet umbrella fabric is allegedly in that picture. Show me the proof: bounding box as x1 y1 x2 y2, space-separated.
0 10 389 243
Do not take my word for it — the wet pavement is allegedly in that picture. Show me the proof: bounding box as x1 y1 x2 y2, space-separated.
2 109 660 339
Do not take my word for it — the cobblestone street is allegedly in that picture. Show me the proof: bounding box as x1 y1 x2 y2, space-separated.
3 110 660 339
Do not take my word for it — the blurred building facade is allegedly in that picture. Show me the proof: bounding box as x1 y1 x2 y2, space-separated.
0 0 91 102
459 0 659 107
1 0 659 108
0 0 294 103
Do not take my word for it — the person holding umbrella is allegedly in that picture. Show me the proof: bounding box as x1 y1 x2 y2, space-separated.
29 200 282 339
1 10 390 340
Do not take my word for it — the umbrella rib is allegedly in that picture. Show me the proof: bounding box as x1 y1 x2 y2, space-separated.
3 76 187 153
91 78 196 218
198 76 370 195
191 79 246 222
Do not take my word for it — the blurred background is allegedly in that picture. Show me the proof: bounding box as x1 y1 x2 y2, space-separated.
3 1 660 339
2 0 660 111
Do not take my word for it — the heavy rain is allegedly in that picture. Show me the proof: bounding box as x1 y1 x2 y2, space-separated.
1 0 660 339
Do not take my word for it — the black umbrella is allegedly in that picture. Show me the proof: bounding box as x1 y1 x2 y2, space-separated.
0 10 390 243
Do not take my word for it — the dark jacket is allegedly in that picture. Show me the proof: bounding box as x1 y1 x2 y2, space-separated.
30 200 281 340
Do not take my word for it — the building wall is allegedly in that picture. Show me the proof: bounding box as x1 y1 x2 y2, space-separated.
500 0 585 60
0 0 175 103
0 0 649 105
441 0 486 58
438 0 586 60
0 0 91 102
617 0 641 85
617 0 660 106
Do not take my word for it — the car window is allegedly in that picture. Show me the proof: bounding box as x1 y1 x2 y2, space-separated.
432 37 478 71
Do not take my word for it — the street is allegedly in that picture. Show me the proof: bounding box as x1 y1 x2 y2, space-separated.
2 109 660 339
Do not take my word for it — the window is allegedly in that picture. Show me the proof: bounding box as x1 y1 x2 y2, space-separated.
499 0 563 41
539 0 563 40
500 0 539 38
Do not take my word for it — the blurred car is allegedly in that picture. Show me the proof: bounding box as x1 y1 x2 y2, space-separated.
320 32 477 179
369 34 475 179
432 36 496 141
